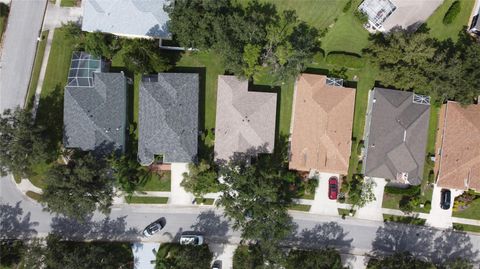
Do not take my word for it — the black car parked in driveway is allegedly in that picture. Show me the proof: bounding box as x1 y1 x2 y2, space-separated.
440 189 451 210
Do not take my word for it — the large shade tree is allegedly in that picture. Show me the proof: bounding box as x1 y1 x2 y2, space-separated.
41 152 114 220
0 108 48 177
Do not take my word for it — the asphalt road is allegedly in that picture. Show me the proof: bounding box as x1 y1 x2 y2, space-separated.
1 175 480 266
0 0 47 112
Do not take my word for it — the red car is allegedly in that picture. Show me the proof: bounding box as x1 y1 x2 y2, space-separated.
328 177 338 200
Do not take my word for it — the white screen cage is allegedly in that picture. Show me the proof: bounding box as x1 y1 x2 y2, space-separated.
326 77 344 87
412 94 431 105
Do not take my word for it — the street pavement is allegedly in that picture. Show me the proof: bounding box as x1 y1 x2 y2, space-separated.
0 0 47 112
2 175 480 266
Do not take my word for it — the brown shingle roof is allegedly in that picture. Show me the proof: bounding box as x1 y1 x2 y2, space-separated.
435 101 480 191
289 74 356 174
214 76 277 162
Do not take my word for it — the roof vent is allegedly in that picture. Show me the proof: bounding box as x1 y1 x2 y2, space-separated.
326 77 344 87
413 94 430 105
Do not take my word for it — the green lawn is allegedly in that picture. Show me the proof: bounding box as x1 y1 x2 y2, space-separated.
195 197 215 205
321 7 370 54
288 204 311 212
453 223 480 233
338 208 356 216
126 196 169 204
426 0 476 41
236 0 348 30
26 191 42 202
26 30 49 109
383 214 426 226
60 0 77 7
382 188 433 214
0 3 8 43
453 198 480 220
136 171 171 192
31 27 76 187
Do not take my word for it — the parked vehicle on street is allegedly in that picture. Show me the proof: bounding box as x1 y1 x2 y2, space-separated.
328 176 338 200
179 232 204 245
440 189 451 210
143 218 165 237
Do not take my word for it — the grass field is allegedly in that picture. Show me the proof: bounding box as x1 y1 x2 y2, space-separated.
136 171 171 192
26 30 49 109
426 0 476 41
0 3 8 43
453 198 480 220
383 214 426 225
453 223 480 233
195 197 215 205
126 196 169 204
26 191 42 202
288 204 311 212
60 0 77 7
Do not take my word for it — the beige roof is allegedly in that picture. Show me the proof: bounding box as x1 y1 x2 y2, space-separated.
214 75 277 161
435 101 480 191
289 74 356 174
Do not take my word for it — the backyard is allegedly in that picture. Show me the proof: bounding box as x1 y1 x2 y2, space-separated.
426 0 476 41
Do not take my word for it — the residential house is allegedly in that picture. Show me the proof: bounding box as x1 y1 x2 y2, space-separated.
63 52 127 155
214 75 277 162
138 73 199 166
82 0 171 40
363 88 430 185
289 74 356 175
435 102 480 191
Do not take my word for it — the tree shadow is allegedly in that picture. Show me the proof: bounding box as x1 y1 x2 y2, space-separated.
50 215 139 241
371 222 479 265
190 210 230 258
35 85 64 160
287 222 353 253
0 202 38 239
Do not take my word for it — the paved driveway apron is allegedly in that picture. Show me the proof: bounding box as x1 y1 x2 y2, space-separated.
426 184 463 229
0 0 47 112
310 172 340 216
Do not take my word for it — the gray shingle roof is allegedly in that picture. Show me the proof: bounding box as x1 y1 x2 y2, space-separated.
138 73 199 165
63 72 127 155
363 88 430 185
82 0 171 39
214 75 277 162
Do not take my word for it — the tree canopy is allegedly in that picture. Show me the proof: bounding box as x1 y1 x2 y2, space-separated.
155 243 213 269
0 108 48 177
165 0 320 82
366 28 480 104
181 160 219 198
41 152 114 220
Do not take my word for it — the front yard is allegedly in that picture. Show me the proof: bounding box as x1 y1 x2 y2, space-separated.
453 196 480 220
136 171 171 192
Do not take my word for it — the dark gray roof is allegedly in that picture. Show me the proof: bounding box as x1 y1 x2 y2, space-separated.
138 73 199 165
363 88 430 185
64 72 127 155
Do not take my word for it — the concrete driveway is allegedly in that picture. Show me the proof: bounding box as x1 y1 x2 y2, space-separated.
355 177 387 221
310 172 340 216
168 162 194 205
0 0 47 112
382 0 442 31
426 185 463 229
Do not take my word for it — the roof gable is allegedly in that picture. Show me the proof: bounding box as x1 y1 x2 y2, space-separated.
289 74 356 174
214 76 277 161
364 88 430 184
436 102 480 190
138 73 199 165
82 0 171 38
64 72 127 155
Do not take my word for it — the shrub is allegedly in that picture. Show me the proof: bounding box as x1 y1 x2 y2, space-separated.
326 51 364 69
443 1 461 25
384 185 421 196
343 0 353 12
354 10 369 24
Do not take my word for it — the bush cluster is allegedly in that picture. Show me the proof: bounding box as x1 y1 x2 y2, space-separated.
443 1 461 25
326 51 364 69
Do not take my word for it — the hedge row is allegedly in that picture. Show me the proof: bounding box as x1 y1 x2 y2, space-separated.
326 51 364 69
384 185 421 196
443 1 461 25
